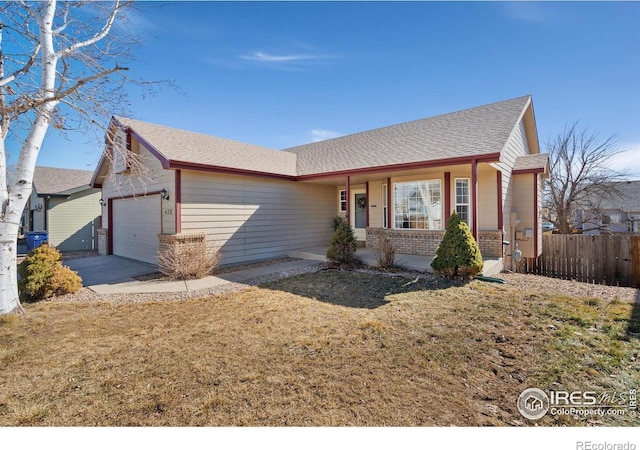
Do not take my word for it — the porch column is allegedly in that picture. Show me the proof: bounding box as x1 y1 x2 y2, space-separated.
365 181 370 227
175 169 182 234
444 172 451 225
471 159 479 242
345 176 351 223
496 171 503 231
533 173 539 258
387 177 392 229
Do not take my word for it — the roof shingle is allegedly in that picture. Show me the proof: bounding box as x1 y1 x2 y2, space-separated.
33 166 94 195
106 95 536 179
284 96 533 175
513 153 549 172
113 117 297 177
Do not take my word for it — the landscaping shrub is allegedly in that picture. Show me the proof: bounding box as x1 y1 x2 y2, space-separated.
375 234 395 269
430 212 483 279
18 244 82 300
326 217 357 266
159 238 221 280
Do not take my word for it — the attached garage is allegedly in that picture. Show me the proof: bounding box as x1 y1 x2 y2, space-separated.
112 195 161 264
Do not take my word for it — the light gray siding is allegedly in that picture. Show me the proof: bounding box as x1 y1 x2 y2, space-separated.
511 174 537 259
180 171 336 266
499 120 531 237
48 189 101 251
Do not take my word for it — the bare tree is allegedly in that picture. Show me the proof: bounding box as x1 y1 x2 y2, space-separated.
0 1 149 315
545 122 627 234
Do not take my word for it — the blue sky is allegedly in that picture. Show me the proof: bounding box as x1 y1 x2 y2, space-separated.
21 1 640 177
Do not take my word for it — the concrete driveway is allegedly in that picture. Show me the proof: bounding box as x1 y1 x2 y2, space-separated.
64 255 157 287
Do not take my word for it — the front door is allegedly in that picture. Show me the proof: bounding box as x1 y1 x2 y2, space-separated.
352 192 367 241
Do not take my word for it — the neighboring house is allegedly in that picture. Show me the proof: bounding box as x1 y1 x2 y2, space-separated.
581 180 640 235
90 95 548 273
22 166 102 251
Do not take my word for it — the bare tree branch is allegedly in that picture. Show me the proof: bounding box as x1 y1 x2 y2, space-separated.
544 122 628 234
9 64 128 115
57 0 131 57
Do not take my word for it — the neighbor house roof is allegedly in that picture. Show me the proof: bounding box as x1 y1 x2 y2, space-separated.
33 166 95 195
597 180 640 212
112 117 297 177
284 96 535 176
93 95 540 185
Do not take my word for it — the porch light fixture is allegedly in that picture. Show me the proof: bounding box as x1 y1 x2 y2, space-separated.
160 188 169 200
99 198 105 207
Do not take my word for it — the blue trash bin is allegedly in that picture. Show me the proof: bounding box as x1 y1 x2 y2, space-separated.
26 231 48 252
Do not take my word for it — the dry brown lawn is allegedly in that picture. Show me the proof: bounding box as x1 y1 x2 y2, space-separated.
0 269 638 426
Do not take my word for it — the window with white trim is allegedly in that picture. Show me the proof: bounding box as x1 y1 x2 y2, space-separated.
382 184 388 228
455 178 471 228
339 190 347 212
394 180 442 229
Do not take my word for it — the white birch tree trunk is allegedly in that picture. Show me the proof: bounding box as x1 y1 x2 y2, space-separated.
0 1 61 314
0 0 132 314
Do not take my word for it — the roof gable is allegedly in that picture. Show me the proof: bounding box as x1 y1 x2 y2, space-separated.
284 96 534 176
112 117 297 177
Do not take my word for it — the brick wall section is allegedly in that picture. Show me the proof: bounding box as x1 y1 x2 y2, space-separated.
477 230 504 258
366 228 503 258
97 228 108 256
157 232 207 273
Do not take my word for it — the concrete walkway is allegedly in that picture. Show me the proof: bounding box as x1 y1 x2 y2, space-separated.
65 255 320 295
65 246 503 295
290 246 433 272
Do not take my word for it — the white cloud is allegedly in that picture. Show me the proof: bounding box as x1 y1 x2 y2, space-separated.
240 52 321 63
606 144 640 179
311 129 342 142
236 48 338 71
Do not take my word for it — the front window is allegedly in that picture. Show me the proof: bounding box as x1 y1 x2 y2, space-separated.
455 178 471 228
394 180 442 229
339 190 347 212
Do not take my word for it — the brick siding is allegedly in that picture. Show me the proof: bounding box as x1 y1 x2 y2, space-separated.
366 228 503 258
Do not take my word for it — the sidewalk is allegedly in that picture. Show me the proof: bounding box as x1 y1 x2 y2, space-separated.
87 259 320 295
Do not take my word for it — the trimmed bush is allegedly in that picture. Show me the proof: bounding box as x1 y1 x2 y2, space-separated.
18 244 82 300
326 217 357 266
159 238 221 280
375 234 395 269
430 212 483 279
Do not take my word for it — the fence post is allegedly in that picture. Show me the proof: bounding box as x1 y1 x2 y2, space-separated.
631 235 640 288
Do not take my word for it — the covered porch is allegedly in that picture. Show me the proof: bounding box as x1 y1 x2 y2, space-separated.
289 246 503 276
298 156 507 271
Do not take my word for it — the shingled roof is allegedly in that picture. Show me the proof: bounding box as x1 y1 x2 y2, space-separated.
96 95 537 182
513 153 549 173
284 96 534 176
33 166 95 195
113 117 297 177
594 180 640 212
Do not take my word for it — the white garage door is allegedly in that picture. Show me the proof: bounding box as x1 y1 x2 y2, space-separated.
112 195 161 264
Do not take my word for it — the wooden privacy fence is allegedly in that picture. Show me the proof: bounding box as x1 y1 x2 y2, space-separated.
519 234 640 288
